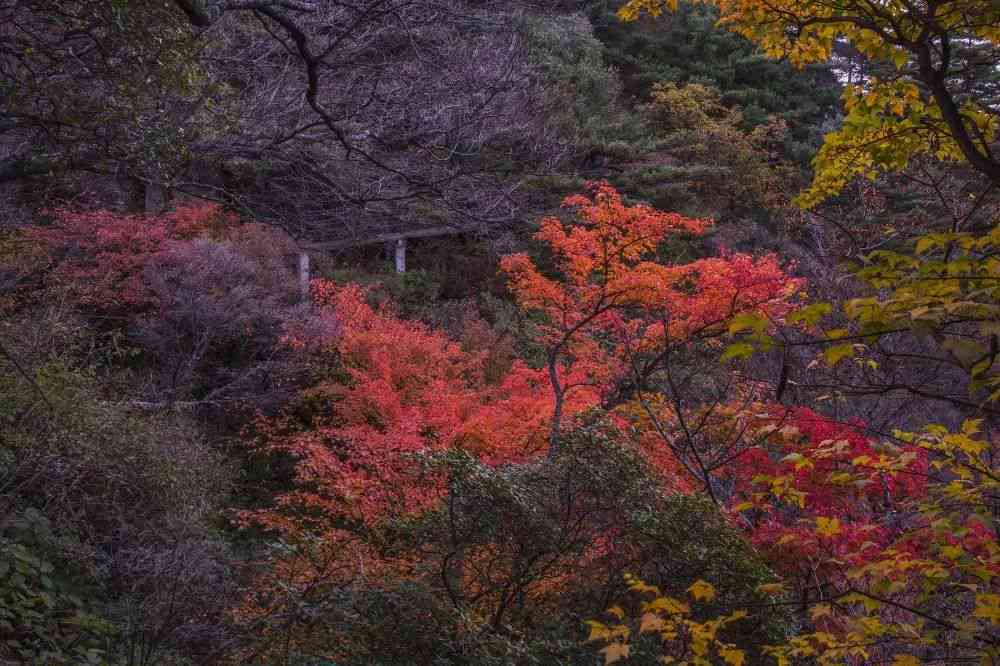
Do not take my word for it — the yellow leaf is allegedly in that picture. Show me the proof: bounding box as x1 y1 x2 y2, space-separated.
756 582 787 595
824 343 856 366
687 580 717 602
974 594 1000 624
962 418 984 435
788 302 832 326
639 612 666 633
601 642 630 665
722 342 755 361
585 620 611 643
606 605 625 621
892 655 921 666
720 647 746 666
727 609 749 623
728 312 768 335
810 603 832 621
816 517 842 537
626 575 660 596
645 596 690 615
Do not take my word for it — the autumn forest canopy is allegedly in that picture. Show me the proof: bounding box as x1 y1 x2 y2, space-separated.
2 0 1000 664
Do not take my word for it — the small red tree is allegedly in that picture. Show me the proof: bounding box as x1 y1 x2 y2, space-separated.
500 183 710 450
27 203 232 313
501 182 803 474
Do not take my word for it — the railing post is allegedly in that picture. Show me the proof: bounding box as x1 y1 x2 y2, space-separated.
394 238 406 274
298 252 310 303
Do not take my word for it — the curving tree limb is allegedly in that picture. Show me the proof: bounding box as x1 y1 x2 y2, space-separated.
172 0 319 27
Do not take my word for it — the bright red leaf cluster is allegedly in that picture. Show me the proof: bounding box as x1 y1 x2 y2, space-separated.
724 406 929 588
247 280 555 538
26 203 234 312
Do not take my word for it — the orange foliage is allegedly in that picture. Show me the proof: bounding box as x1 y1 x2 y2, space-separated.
500 183 710 408
246 281 553 538
501 182 802 453
237 184 805 655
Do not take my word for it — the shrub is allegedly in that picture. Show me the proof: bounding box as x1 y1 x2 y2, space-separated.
1 305 238 665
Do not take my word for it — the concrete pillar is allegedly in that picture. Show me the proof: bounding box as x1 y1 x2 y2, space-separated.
394 238 406 274
298 252 310 303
